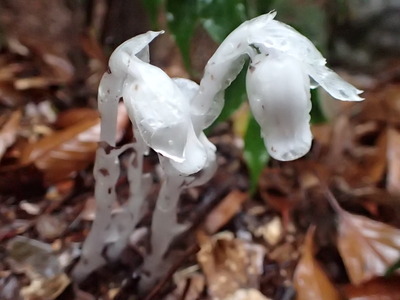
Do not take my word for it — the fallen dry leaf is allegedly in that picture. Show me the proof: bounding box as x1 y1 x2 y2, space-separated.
20 116 99 184
21 273 70 300
7 236 62 278
224 288 271 300
0 110 21 160
167 268 205 300
327 190 400 284
293 226 342 300
259 167 300 227
54 108 99 129
18 104 128 184
197 231 265 300
204 190 248 234
386 127 400 195
343 276 400 300
35 214 67 240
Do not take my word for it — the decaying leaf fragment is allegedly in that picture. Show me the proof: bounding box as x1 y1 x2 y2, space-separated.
7 236 70 300
386 127 400 195
0 110 21 160
19 116 99 183
225 288 272 300
337 208 400 284
21 273 70 300
204 190 248 234
326 190 400 284
18 105 128 184
293 226 342 300
197 231 265 300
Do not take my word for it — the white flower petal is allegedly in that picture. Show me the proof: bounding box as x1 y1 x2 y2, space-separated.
108 31 163 76
246 17 363 101
98 31 163 146
306 65 364 101
247 18 325 66
185 132 217 187
191 16 257 128
172 78 199 101
161 131 215 177
122 58 192 162
246 53 312 161
169 127 208 175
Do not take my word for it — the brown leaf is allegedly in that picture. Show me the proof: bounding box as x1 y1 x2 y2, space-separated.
326 190 400 284
224 289 271 300
168 269 205 300
0 82 25 107
343 276 400 300
197 231 265 300
35 214 67 240
54 108 100 129
203 190 248 234
337 210 400 284
293 226 342 300
0 164 45 195
258 167 300 227
19 116 99 184
0 0 80 82
386 127 400 195
0 110 21 160
20 273 70 300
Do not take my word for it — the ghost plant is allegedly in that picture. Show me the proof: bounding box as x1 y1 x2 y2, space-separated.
72 12 363 287
192 11 363 161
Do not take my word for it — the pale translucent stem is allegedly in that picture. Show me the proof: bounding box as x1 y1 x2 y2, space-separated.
140 173 188 290
106 128 150 260
151 175 187 259
72 146 121 282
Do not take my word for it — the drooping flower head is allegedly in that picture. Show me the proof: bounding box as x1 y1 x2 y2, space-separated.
192 12 363 161
99 31 216 175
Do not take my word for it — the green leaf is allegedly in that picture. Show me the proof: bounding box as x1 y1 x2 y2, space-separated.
245 0 276 18
141 0 164 28
273 0 328 51
213 64 248 125
244 116 269 194
386 257 400 276
198 0 247 43
310 88 327 124
166 0 199 71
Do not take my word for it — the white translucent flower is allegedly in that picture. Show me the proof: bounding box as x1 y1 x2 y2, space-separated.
192 12 363 161
102 31 215 175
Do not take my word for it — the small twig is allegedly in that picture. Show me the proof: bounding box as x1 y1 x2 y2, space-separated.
143 244 200 300
316 175 344 214
179 277 192 300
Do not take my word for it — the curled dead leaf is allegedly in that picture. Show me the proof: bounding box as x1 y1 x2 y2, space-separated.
386 127 400 195
0 110 21 160
20 117 99 184
337 210 400 284
204 190 248 234
293 226 342 300
326 190 400 284
18 104 128 184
